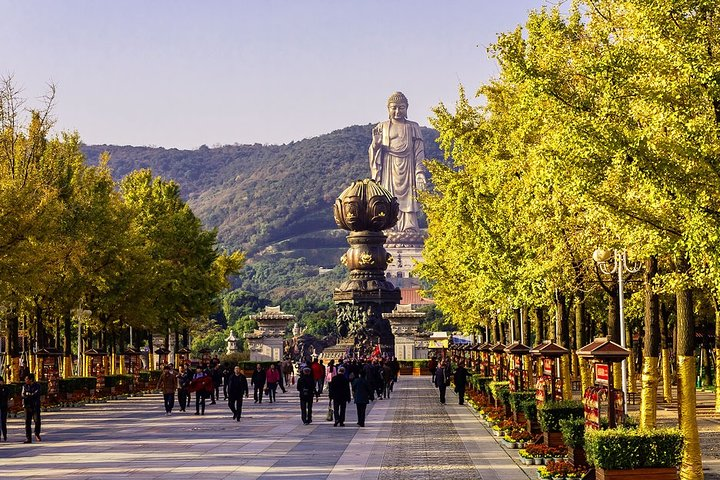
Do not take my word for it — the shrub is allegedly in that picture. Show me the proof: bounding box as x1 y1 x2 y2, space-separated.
560 417 585 448
412 359 430 369
538 400 583 432
584 427 683 470
509 391 535 412
59 377 97 393
104 375 134 388
7 382 48 396
520 398 538 421
471 375 493 393
489 381 510 404
219 351 250 365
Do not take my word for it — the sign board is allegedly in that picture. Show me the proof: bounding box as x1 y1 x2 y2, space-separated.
542 358 553 376
428 339 448 349
595 363 609 385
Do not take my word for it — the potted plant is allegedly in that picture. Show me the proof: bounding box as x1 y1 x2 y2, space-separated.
502 433 517 448
560 417 587 466
538 400 583 447
521 398 541 433
542 460 590 479
509 390 535 423
585 427 683 480
519 448 534 465
525 444 549 465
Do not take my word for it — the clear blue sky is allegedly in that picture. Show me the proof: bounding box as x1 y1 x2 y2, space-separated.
2 0 554 149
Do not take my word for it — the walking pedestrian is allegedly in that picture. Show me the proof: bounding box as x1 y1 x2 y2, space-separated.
227 366 249 421
434 360 451 404
281 358 293 387
453 361 469 405
265 364 280 403
177 365 191 412
297 367 316 425
311 358 324 399
428 356 438 384
328 366 351 427
275 361 287 393
210 364 222 405
157 365 178 415
251 364 266 404
190 367 212 415
21 374 42 443
352 370 372 427
0 376 9 441
222 364 232 400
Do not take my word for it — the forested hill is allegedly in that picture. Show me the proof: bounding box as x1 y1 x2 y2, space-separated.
82 124 442 264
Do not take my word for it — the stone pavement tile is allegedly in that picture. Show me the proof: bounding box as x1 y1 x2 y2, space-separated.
445 396 531 480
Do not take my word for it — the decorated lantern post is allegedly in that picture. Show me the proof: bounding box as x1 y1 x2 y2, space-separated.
85 348 108 393
490 342 506 381
577 336 630 429
478 342 492 377
154 347 170 368
505 341 531 392
175 347 192 368
36 348 62 400
530 341 569 404
124 346 142 390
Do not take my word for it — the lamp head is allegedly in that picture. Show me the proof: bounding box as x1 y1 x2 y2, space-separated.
593 249 612 263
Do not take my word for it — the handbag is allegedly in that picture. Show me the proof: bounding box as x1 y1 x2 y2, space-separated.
326 399 333 421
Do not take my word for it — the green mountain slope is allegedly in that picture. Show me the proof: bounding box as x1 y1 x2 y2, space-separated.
82 124 442 265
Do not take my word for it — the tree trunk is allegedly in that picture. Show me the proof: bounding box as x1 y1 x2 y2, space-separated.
8 308 20 382
556 291 572 400
63 315 73 378
640 257 660 429
576 295 592 393
716 306 720 414
660 302 674 403
675 262 703 480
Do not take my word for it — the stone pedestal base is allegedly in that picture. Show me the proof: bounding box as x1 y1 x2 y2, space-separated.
394 336 416 360
249 336 284 362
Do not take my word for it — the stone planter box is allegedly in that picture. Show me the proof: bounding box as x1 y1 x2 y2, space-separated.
595 467 677 480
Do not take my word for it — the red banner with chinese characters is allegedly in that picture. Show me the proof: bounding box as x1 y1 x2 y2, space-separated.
595 363 609 385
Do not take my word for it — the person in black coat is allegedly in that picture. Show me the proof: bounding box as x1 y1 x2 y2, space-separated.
328 366 352 426
453 362 469 405
227 366 249 421
296 367 317 425
251 364 266 404
352 370 373 427
0 376 9 441
434 360 451 405
21 374 42 443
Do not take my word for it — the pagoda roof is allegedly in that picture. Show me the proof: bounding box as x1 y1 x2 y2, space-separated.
84 348 108 356
504 341 531 356
490 342 506 353
576 336 630 362
530 340 568 358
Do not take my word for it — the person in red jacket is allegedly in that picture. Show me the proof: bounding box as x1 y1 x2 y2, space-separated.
310 358 324 400
189 367 213 415
265 364 281 403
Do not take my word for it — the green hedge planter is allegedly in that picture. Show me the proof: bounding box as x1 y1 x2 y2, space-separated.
585 427 683 470
538 400 584 432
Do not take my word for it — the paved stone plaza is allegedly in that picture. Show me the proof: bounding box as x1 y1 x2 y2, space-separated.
2 376 719 479
0 376 533 480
